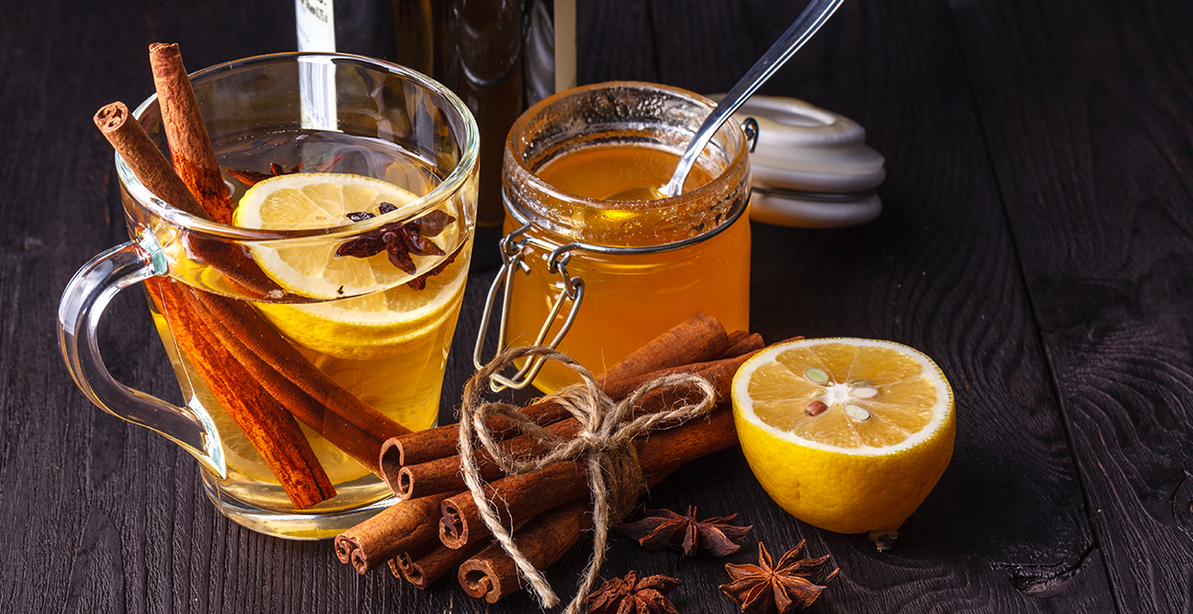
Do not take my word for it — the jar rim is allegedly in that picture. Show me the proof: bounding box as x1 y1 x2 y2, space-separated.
502 81 751 248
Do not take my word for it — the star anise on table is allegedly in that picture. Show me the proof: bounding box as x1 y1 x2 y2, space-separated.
335 205 455 285
585 571 682 614
720 541 839 614
614 506 752 556
226 154 344 186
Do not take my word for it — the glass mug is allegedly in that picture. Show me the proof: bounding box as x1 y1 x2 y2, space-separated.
475 81 752 392
58 53 478 539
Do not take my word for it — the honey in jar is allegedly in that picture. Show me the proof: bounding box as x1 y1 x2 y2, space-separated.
478 81 752 392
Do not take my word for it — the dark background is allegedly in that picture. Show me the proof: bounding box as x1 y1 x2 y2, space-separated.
2 0 1193 611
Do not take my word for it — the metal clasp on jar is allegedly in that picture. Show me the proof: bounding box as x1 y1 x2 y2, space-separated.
472 220 587 391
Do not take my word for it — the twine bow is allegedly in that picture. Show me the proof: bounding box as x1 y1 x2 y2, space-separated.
458 345 718 613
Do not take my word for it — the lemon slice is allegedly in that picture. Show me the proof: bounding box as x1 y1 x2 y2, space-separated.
254 244 469 360
234 172 429 299
233 172 469 360
731 338 955 536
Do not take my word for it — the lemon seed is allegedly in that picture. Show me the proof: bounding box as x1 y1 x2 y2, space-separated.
845 403 871 420
805 368 829 383
852 386 878 399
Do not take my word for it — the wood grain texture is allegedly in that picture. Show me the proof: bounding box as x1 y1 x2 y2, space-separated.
7 0 1189 611
951 0 1193 611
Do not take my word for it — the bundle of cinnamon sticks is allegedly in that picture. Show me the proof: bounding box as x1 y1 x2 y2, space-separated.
95 44 411 509
336 312 772 603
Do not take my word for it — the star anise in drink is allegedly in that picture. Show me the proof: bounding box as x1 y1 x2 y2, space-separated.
585 571 681 614
335 205 455 284
614 506 752 556
720 541 838 614
227 154 344 186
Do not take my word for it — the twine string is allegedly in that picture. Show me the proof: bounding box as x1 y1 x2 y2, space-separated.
458 345 718 613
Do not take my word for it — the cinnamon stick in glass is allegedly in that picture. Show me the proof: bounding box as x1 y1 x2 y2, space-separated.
189 292 388 475
92 102 279 298
149 42 236 225
149 278 335 508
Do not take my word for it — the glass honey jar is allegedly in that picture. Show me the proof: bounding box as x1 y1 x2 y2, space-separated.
475 81 753 392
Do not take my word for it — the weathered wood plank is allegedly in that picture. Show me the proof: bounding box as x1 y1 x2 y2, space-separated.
950 0 1193 611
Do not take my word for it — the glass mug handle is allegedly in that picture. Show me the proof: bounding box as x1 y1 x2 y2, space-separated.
57 229 225 477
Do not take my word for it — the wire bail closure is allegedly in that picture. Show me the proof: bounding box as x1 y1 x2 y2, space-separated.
473 219 587 391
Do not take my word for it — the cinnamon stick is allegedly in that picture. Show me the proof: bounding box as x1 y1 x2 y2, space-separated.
458 499 591 603
595 311 728 387
192 291 409 442
391 539 490 589
190 292 388 474
397 351 756 501
149 278 335 508
149 42 236 225
93 102 279 298
333 493 449 574
719 331 766 359
456 409 738 602
379 311 729 482
438 407 738 550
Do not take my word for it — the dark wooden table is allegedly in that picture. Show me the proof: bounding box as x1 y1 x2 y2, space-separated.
4 0 1192 611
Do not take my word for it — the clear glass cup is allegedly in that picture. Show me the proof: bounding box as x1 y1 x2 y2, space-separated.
58 53 478 539
476 81 751 392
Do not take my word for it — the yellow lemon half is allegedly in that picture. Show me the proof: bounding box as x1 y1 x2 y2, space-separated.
731 337 955 535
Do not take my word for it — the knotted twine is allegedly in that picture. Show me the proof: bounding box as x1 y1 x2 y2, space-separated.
458 345 719 614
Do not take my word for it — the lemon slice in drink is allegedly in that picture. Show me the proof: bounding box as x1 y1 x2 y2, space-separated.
235 172 428 299
234 172 468 360
731 338 955 536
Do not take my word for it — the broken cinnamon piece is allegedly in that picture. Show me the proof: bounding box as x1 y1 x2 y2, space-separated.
391 538 490 589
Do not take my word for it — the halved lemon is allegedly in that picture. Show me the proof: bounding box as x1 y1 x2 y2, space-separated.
731 338 955 536
233 172 469 360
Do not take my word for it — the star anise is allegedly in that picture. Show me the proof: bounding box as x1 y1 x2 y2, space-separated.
585 571 682 614
615 506 752 556
720 541 838 614
335 206 455 282
227 154 344 186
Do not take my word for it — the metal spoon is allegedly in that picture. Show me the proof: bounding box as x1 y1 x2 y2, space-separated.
609 0 846 201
